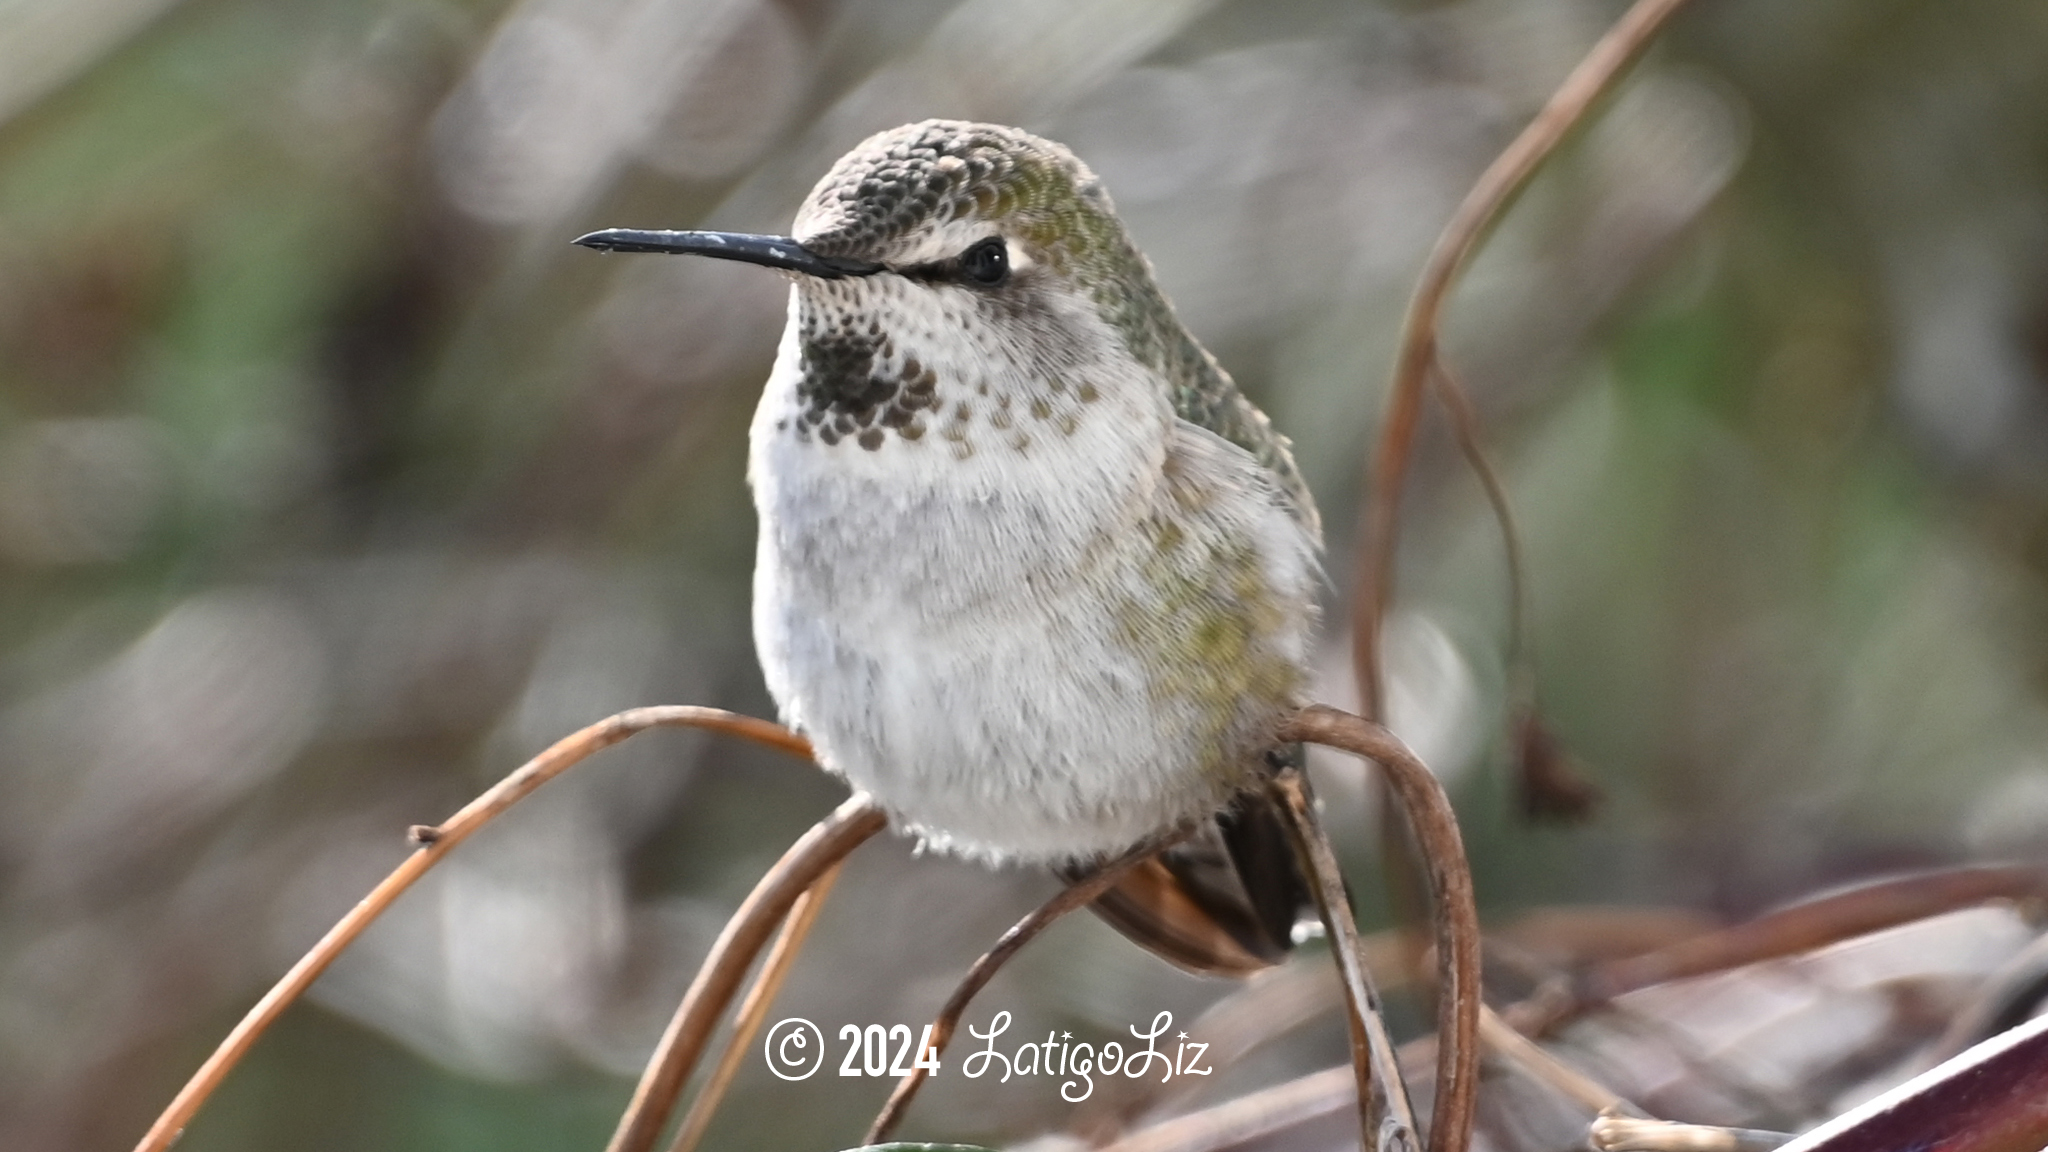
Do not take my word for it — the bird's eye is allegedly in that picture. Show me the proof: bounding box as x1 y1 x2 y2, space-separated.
961 237 1009 285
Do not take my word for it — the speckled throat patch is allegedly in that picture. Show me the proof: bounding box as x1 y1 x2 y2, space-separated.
783 320 940 451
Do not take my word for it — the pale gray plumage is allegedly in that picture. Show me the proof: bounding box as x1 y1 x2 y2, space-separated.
744 120 1322 862
576 120 1324 971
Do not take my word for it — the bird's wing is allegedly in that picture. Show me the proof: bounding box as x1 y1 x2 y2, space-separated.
1163 330 1321 538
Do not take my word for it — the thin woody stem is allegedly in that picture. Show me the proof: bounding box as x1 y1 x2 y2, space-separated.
1100 862 2036 1152
1479 1005 1640 1117
608 794 887 1152
1352 0 1694 718
133 706 815 1152
1589 1115 1791 1152
1430 359 1529 685
1485 867 2048 1042
1575 866 2048 1013
1280 705 1482 1152
1095 1064 1359 1152
1271 765 1419 1151
1349 0 1690 1072
664 860 849 1152
862 822 1199 1145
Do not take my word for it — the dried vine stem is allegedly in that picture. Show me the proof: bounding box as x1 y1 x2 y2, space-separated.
1351 0 1695 717
1070 944 1383 1133
1088 1010 1631 1152
1278 706 1481 1152
609 794 887 1152
1272 765 1417 1149
1104 862 2041 1152
863 822 1200 1145
1580 865 2048 1004
1431 359 1528 686
132 706 814 1152
1589 1114 1791 1152
664 859 848 1152
1478 1005 1638 1117
1351 0 1689 1069
1097 1064 1358 1152
1484 867 2048 1043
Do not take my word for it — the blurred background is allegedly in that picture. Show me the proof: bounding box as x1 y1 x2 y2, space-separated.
4 0 2048 1148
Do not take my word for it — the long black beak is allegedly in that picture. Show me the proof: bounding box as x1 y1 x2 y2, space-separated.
572 228 884 279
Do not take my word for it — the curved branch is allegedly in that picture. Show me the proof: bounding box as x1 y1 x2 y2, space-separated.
863 822 1199 1145
1280 706 1482 1152
133 706 815 1152
1582 865 2048 1007
1430 360 1528 685
665 859 849 1152
1096 1064 1358 1152
1350 0 1695 718
1272 765 1418 1148
608 794 887 1152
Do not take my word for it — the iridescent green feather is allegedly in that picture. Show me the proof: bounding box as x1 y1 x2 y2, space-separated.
794 119 1318 534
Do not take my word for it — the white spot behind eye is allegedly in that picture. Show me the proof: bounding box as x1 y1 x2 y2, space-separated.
891 221 1013 267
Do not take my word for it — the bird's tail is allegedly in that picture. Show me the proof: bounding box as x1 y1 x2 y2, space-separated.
1063 766 1311 977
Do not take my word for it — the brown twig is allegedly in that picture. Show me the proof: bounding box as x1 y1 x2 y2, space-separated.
1350 0 1688 1074
664 859 848 1152
1082 907 1687 1142
1280 705 1482 1152
1433 358 1607 821
1272 765 1419 1150
1097 1020 1478 1152
1429 359 1528 687
1098 1013 1624 1152
609 793 887 1152
1071 953 1348 1135
1578 866 2048 1007
1094 978 1741 1152
1488 866 2048 1043
1095 1064 1358 1152
132 706 814 1152
1351 0 1694 718
1589 1114 1792 1152
1478 1004 1641 1118
862 822 1199 1146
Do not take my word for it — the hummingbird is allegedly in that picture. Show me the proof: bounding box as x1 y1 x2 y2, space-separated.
578 120 1320 975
